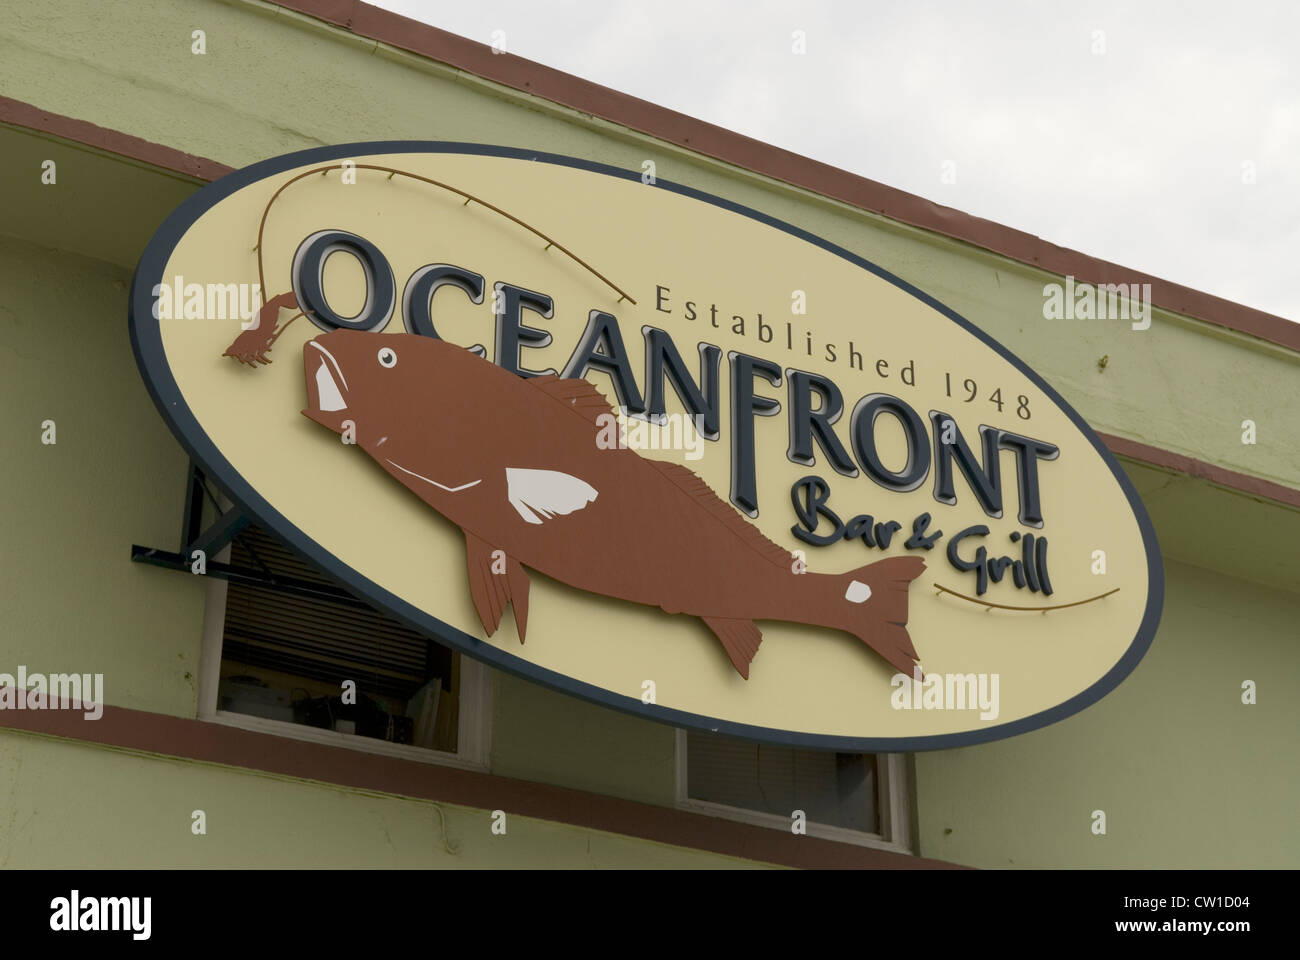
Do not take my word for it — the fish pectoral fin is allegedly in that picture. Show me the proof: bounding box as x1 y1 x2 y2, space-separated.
702 617 764 681
506 467 598 525
463 530 531 643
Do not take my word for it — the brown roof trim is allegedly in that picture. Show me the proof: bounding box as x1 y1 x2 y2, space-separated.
3 95 1296 503
0 95 234 182
268 0 1299 352
1097 432 1300 509
0 704 958 869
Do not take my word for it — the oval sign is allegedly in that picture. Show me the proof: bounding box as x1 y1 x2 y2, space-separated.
130 142 1163 751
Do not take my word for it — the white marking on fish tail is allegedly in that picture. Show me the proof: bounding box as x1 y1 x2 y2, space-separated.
845 580 872 603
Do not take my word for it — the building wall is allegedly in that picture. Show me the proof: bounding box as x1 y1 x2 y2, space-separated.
0 236 204 721
1 0 1297 867
0 732 763 868
916 559 1298 868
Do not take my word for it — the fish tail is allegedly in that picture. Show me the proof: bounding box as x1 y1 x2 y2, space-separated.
834 556 926 676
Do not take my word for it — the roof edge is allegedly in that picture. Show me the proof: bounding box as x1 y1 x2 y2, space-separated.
1097 432 1300 510
0 95 234 182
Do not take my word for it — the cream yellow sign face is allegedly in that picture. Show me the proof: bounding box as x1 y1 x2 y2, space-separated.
130 143 1162 750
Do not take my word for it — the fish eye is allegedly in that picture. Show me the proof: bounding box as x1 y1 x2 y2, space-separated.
378 347 397 369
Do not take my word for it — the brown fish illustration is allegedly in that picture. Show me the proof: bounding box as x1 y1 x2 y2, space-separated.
300 329 925 678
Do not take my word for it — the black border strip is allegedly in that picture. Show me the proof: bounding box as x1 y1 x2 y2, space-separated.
128 141 1165 752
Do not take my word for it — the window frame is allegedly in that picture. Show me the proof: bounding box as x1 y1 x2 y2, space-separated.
196 541 493 772
672 729 914 853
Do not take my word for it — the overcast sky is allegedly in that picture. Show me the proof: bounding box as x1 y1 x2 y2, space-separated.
372 0 1298 322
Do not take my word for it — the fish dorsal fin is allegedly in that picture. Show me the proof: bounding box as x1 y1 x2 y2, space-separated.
528 374 615 424
649 461 789 567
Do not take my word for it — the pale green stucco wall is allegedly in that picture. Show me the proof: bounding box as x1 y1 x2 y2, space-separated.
0 729 760 868
916 559 1298 868
0 0 1296 868
0 236 205 720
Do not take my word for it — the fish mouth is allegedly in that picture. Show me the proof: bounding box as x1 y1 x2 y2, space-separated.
303 338 350 431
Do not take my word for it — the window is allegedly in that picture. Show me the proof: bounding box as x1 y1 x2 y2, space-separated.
198 524 491 770
675 729 913 851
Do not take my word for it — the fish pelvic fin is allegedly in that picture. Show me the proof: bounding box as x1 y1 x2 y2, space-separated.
837 556 927 677
508 560 530 641
702 617 764 680
464 530 531 643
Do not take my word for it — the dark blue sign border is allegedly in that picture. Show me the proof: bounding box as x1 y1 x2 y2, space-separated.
129 141 1164 752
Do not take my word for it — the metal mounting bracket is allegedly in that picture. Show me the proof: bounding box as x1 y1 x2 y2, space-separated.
130 462 367 608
